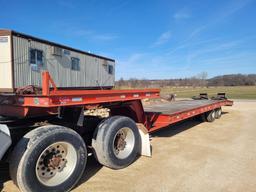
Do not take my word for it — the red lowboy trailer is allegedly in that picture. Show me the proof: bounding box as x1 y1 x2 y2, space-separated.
0 72 233 192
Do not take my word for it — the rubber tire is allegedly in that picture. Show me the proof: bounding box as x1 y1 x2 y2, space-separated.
215 108 222 119
0 115 17 123
205 110 216 122
92 116 141 170
9 125 87 192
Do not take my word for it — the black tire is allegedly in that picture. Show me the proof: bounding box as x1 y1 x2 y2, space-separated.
9 125 87 192
205 110 216 122
0 115 17 123
215 108 222 119
92 116 141 170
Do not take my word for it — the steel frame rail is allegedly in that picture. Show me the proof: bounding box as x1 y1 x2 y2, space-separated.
0 71 160 117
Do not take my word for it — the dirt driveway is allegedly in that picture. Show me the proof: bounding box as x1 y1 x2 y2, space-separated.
1 100 256 192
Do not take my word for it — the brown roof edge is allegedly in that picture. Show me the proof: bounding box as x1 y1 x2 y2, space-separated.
0 29 12 36
0 29 115 62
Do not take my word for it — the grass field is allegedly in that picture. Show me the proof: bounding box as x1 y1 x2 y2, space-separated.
116 86 256 99
160 86 256 99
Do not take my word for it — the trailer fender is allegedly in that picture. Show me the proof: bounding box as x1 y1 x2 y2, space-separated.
136 124 151 157
0 124 12 160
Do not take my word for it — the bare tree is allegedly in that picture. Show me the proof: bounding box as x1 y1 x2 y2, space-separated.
196 72 208 87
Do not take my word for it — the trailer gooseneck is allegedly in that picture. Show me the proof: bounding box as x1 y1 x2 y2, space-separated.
0 71 233 192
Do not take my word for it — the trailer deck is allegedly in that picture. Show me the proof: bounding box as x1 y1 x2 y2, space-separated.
144 99 233 132
145 100 226 114
0 72 233 133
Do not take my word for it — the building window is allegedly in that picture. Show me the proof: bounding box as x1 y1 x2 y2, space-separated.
30 49 43 66
63 49 70 55
108 65 114 75
71 57 80 70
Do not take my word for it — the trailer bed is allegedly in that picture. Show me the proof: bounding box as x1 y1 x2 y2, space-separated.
0 72 233 133
144 99 233 133
144 100 222 115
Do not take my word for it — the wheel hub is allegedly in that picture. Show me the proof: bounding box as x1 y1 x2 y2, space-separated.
113 127 135 159
115 132 127 152
37 144 67 179
48 155 62 169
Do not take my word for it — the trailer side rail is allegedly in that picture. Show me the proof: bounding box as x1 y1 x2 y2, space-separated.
146 99 233 133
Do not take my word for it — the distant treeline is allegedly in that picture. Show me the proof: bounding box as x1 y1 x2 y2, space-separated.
208 74 256 86
115 74 256 88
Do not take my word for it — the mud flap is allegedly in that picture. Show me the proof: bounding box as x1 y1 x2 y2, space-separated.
0 124 12 160
137 124 152 157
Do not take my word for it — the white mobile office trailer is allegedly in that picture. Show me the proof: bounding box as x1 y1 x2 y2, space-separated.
0 29 115 92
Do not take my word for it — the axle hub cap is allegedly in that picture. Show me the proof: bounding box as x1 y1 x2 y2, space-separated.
113 127 135 159
35 142 77 186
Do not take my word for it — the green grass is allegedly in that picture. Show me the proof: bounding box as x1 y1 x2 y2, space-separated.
160 86 256 99
115 86 256 99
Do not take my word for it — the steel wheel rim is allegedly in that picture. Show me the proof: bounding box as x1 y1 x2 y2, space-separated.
218 109 222 116
212 111 215 119
35 142 77 186
113 127 135 159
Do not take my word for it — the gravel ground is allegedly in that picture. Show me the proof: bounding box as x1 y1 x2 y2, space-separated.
1 100 256 192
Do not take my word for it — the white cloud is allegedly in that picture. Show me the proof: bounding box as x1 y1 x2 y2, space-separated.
190 0 253 38
116 52 192 79
169 0 253 55
118 53 145 68
174 8 191 20
153 31 172 46
220 0 253 19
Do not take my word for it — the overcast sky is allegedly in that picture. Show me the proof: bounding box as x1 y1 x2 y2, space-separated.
0 0 256 79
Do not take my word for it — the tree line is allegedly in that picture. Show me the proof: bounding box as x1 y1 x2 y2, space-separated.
115 73 256 88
